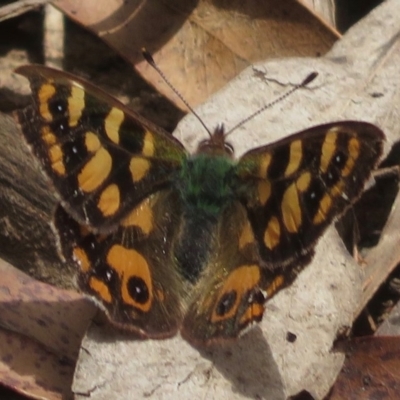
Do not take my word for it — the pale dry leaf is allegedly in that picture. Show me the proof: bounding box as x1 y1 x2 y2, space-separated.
53 0 339 108
74 1 400 399
300 0 336 28
0 328 73 400
0 0 50 23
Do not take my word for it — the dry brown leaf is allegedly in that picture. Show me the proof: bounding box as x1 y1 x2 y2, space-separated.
53 0 339 108
0 258 97 399
73 1 400 399
329 336 400 400
0 260 95 358
0 328 73 400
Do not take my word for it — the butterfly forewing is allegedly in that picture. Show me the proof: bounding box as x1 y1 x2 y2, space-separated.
16 65 187 233
236 122 384 269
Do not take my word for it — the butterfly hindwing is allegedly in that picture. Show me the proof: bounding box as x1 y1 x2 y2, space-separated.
55 189 185 338
16 65 187 233
236 121 384 270
181 200 270 344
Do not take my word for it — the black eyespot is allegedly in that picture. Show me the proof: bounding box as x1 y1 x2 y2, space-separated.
49 99 67 116
127 276 149 304
332 150 347 169
94 263 115 283
215 291 237 316
306 179 324 207
325 167 340 186
63 141 87 169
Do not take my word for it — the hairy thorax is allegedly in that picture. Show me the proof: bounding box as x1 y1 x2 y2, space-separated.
174 154 237 283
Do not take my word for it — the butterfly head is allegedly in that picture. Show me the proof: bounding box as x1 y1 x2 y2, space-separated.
196 125 234 158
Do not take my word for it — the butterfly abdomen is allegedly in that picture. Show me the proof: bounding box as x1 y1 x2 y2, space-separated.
174 154 237 283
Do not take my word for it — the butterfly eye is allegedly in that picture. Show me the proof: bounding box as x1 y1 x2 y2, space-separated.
224 142 234 155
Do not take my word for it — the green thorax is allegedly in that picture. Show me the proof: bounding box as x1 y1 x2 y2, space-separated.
177 153 236 217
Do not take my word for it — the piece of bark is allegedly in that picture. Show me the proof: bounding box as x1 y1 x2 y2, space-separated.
329 336 400 399
0 111 75 288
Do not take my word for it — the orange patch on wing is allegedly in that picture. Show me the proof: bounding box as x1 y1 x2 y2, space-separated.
97 184 120 216
239 220 255 250
129 157 150 183
85 131 101 153
89 277 112 303
282 183 302 233
67 85 85 127
78 147 112 192
331 181 345 197
264 216 280 250
258 153 272 178
107 245 153 312
342 137 360 176
239 302 264 326
257 181 271 205
313 193 332 224
296 171 311 192
265 275 285 297
121 198 153 235
320 130 338 173
41 126 56 145
211 265 260 322
73 247 91 272
142 131 155 157
48 144 66 175
38 83 56 121
285 140 302 176
105 107 124 144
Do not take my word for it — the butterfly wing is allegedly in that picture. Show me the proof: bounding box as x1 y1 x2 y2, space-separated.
179 122 384 345
55 189 186 338
16 65 187 233
180 200 283 345
236 121 384 270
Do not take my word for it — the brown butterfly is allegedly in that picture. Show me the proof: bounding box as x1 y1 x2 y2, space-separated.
16 65 384 345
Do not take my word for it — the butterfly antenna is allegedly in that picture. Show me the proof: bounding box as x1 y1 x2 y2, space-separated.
142 49 213 138
225 72 318 137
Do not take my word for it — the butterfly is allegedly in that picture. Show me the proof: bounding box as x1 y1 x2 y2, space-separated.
15 64 384 346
